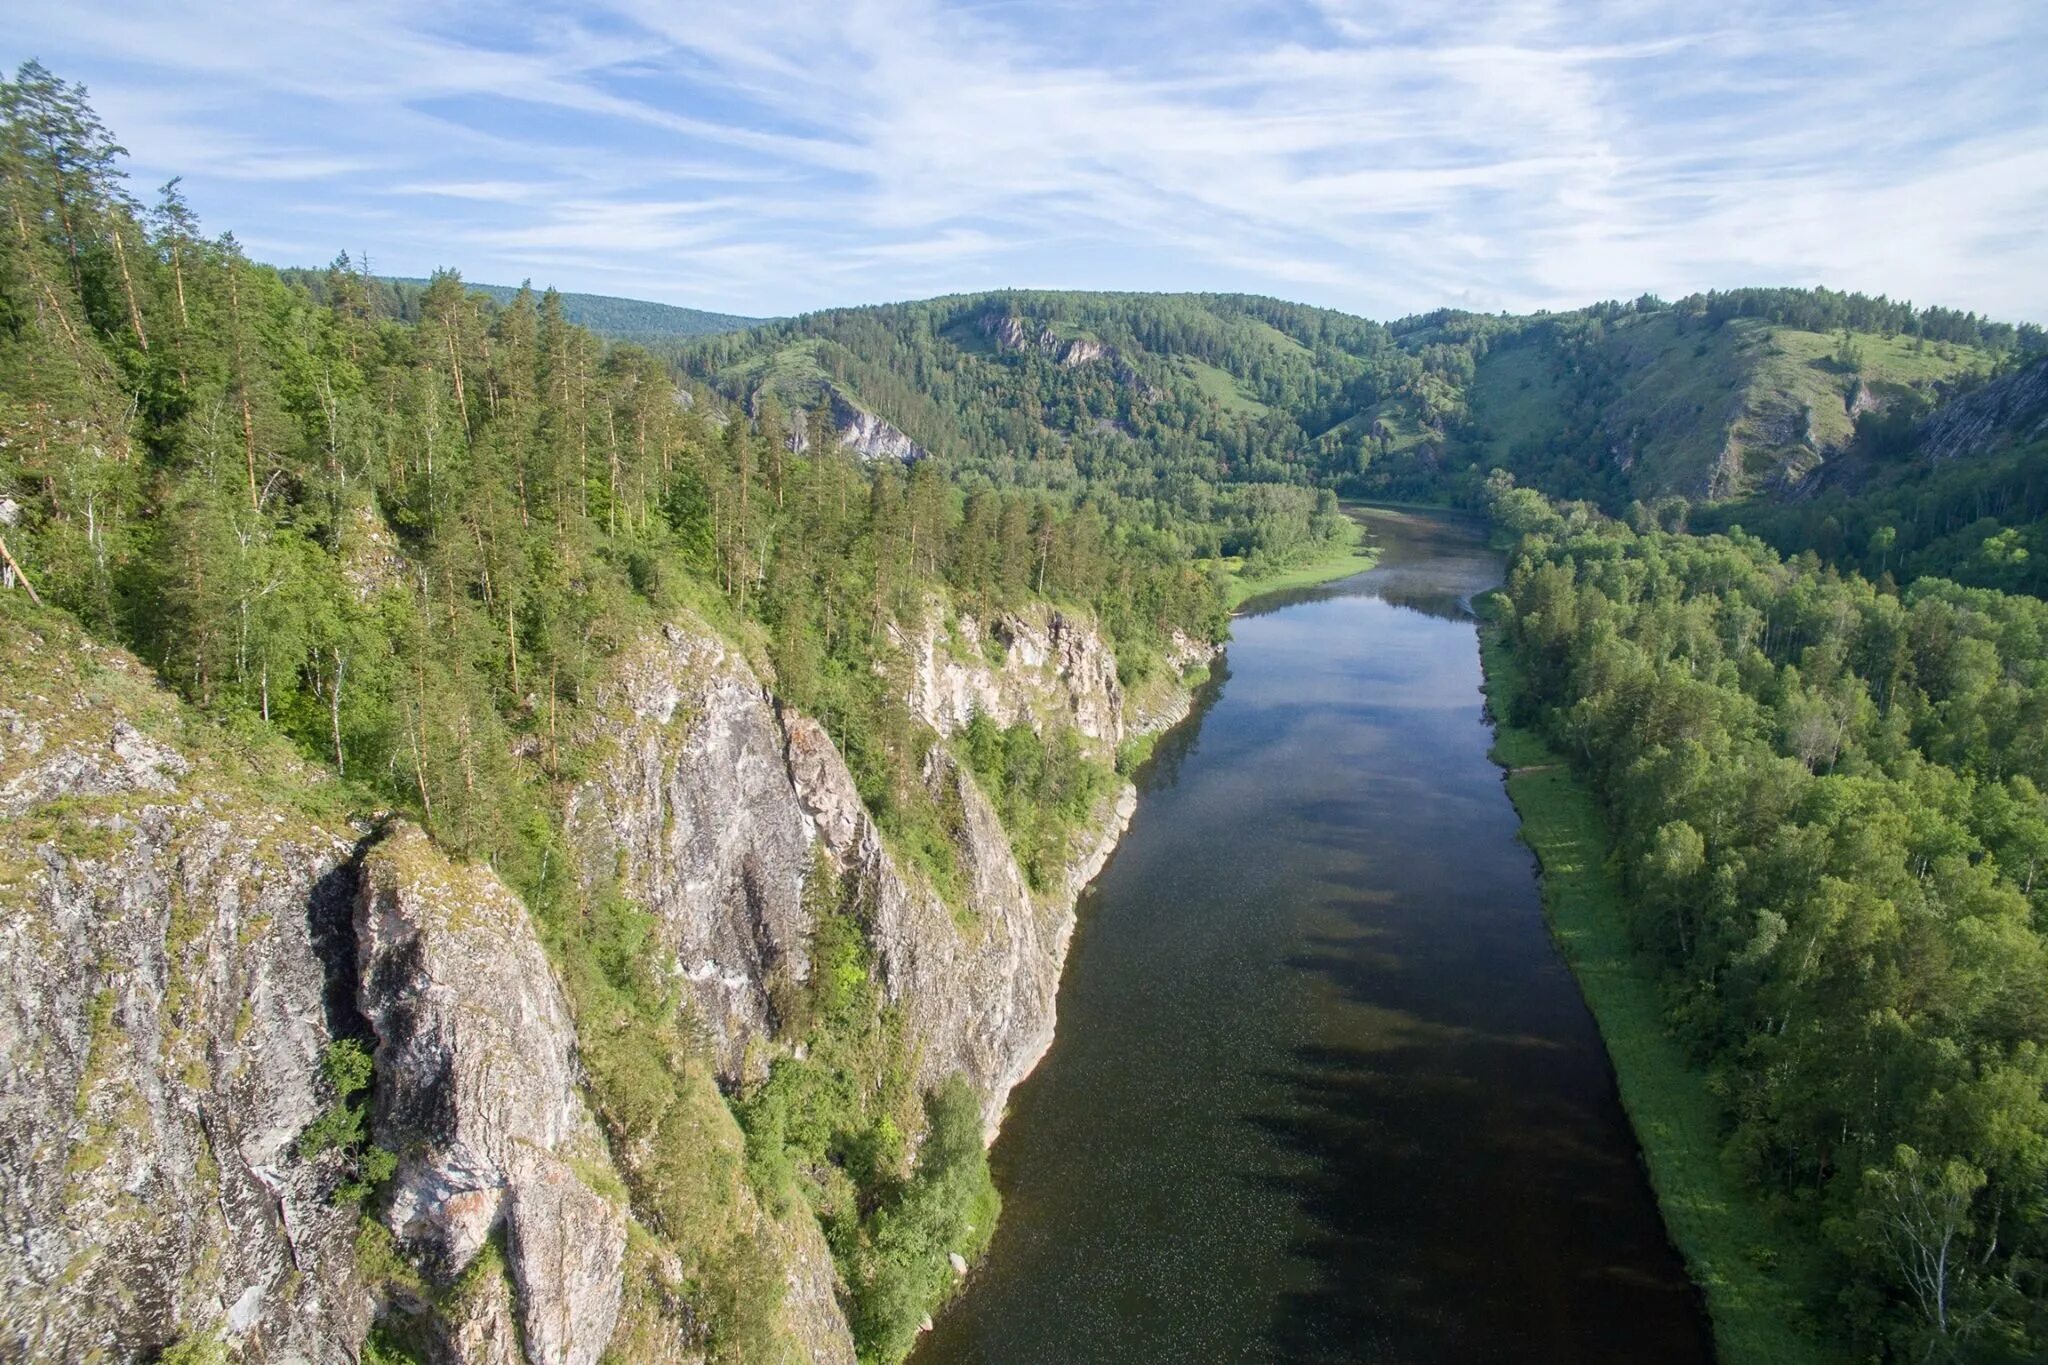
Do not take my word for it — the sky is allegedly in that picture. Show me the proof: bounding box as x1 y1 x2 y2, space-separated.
6 0 2047 323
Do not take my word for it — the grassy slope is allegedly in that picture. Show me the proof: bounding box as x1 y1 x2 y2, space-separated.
1477 612 1843 1365
1466 333 1568 465
1179 356 1270 417
1467 315 1994 499
1219 508 1379 608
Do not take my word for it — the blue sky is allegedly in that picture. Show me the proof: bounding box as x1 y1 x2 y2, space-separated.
8 0 2047 322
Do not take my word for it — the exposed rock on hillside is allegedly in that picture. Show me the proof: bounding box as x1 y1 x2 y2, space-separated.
982 311 1115 370
1 592 1208 1362
356 822 628 1365
571 606 1197 1130
567 625 818 1079
895 605 1127 753
830 388 927 463
0 608 367 1362
782 384 927 462
1918 354 2048 463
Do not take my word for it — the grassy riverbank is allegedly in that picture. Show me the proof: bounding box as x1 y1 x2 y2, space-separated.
1477 612 1842 1365
1220 511 1380 608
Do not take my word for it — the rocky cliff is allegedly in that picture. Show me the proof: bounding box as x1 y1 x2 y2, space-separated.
567 600 1202 1128
894 604 1127 753
0 606 366 1362
1918 353 2048 464
780 385 928 463
355 824 628 1365
0 608 644 1363
0 588 1212 1362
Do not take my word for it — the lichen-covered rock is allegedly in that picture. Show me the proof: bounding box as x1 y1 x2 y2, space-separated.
568 624 818 1079
356 822 627 1365
0 606 367 1362
438 1257 523 1365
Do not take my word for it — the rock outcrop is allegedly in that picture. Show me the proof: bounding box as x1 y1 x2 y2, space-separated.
783 385 927 463
781 717 1133 1125
832 389 927 463
567 625 818 1079
1 587 1211 1362
895 605 1127 753
356 823 628 1365
1918 353 2048 464
983 312 1111 370
0 610 366 1362
570 605 1198 1135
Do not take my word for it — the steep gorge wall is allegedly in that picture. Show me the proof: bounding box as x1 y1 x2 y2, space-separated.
0 594 1213 1362
567 602 1211 1128
0 613 367 1361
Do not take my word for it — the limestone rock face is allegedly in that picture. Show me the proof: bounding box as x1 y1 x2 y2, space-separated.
355 823 627 1365
572 608 1162 1132
897 605 1127 753
779 384 926 463
833 392 927 463
0 615 367 1362
568 626 818 1079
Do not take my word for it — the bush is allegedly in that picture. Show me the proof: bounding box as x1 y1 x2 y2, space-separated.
849 1076 1000 1363
299 1038 397 1205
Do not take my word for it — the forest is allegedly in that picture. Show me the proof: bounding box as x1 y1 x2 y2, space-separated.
1487 476 2048 1361
9 50 2048 1365
0 62 1228 1362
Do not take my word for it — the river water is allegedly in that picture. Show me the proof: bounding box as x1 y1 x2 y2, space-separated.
914 507 1712 1364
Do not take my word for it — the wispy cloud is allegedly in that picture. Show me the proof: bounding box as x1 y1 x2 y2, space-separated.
8 0 2045 320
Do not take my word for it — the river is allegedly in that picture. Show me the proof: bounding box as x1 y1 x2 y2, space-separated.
914 507 1712 1364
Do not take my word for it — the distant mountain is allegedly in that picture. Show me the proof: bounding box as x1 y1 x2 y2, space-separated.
274 265 765 340
680 287 2043 508
382 277 767 341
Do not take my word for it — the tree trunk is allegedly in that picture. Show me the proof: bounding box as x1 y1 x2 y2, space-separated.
110 227 148 351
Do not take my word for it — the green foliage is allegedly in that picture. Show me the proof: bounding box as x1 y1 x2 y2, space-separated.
957 712 1113 889
299 1038 396 1205
736 865 996 1364
155 1333 229 1365
1486 483 2048 1360
846 1077 999 1364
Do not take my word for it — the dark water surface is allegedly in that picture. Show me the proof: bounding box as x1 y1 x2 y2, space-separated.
914 508 1711 1365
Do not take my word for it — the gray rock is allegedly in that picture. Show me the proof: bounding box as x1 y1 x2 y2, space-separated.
896 603 1127 752
356 823 626 1365
1918 353 2048 464
0 620 367 1361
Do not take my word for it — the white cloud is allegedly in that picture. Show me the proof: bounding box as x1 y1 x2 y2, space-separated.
7 0 2044 320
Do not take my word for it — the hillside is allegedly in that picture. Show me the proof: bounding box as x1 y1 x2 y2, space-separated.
276 266 765 339
384 277 766 340
679 290 1469 497
684 289 2041 513
1464 312 1998 501
1695 351 2048 595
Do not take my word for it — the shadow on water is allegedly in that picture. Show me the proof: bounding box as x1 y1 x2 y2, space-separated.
914 506 1711 1365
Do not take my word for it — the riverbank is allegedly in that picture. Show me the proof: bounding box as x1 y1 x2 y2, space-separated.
1219 509 1380 608
1476 610 1841 1365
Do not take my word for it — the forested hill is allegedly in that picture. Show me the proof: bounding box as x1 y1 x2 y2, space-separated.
0 62 1227 1364
682 288 2045 515
275 266 765 340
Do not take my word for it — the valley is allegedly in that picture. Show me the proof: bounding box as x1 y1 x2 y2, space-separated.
2 56 2047 1365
